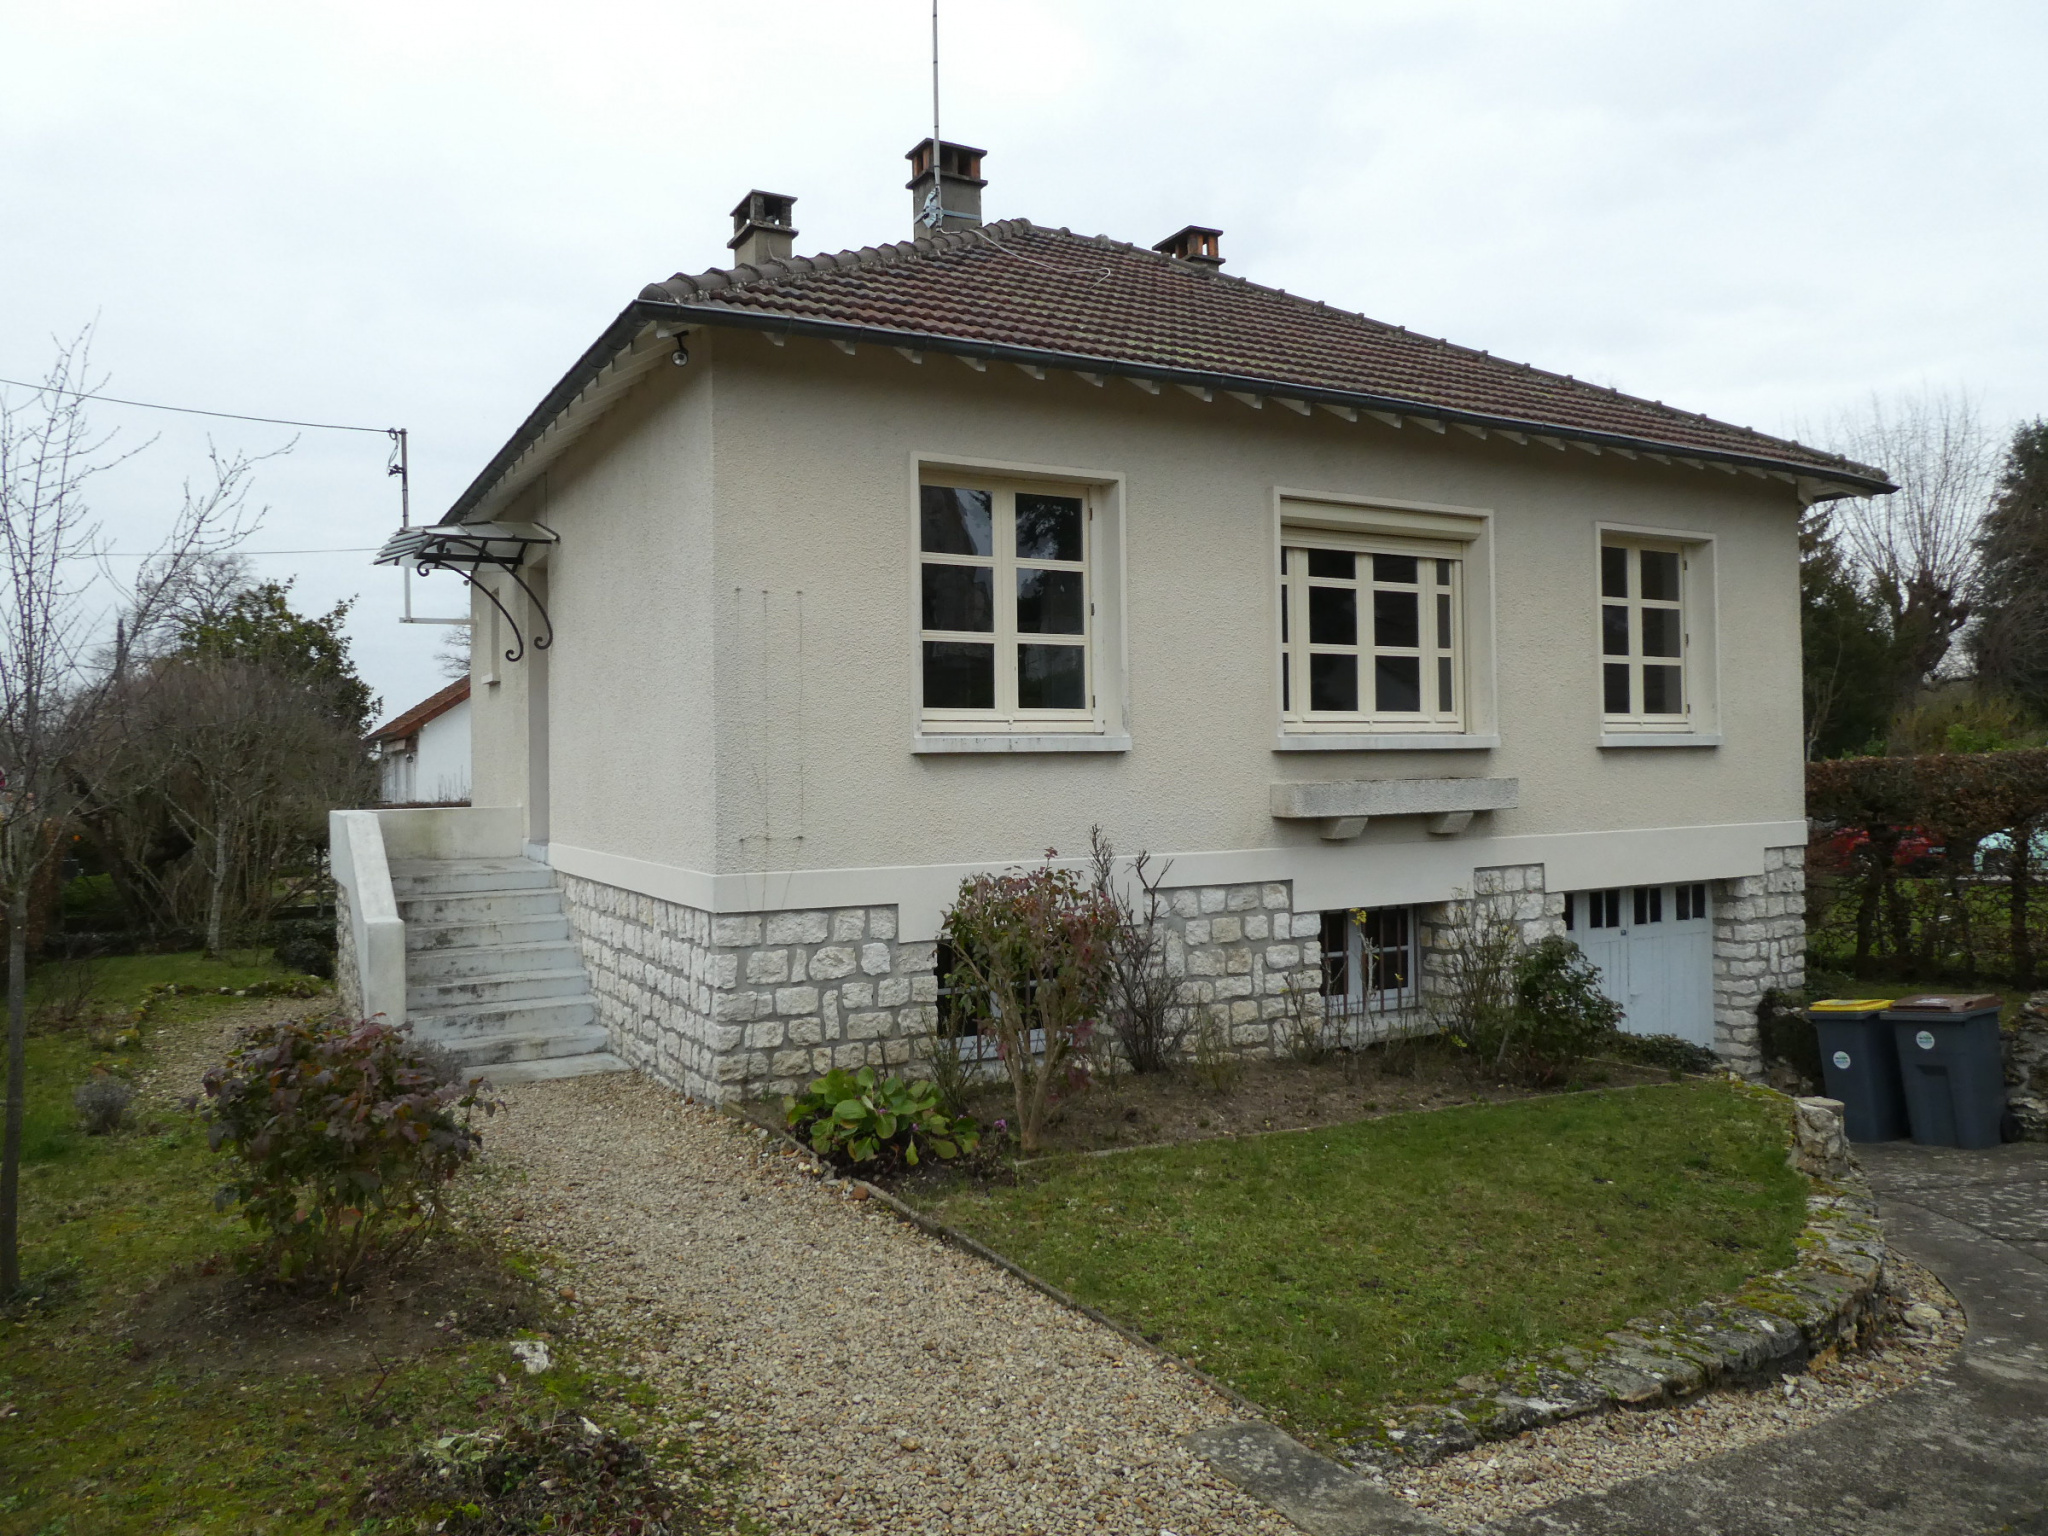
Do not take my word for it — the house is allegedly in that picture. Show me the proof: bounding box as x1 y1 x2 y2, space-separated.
368 677 472 805
337 140 1891 1094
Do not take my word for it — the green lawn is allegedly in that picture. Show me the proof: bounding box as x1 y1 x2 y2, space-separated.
1 958 751 1534
925 1081 1807 1443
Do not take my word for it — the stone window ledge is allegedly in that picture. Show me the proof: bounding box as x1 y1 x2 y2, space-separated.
1274 733 1499 752
1598 732 1723 749
913 733 1131 754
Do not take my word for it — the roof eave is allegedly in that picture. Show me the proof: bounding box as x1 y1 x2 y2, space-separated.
441 297 1893 522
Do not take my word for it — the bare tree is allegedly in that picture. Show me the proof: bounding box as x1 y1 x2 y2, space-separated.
0 335 254 1294
1822 388 2001 715
435 624 472 682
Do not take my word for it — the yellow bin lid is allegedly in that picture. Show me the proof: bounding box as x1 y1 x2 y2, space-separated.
1809 999 1896 1011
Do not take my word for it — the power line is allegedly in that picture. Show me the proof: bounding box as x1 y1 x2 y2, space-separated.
0 375 394 435
95 546 379 557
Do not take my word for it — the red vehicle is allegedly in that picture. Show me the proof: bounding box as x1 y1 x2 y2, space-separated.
1815 825 1944 874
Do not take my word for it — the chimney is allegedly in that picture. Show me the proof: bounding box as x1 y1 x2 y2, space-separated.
1153 225 1224 271
727 190 798 266
905 139 986 237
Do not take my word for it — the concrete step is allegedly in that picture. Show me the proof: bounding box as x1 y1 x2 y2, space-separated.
405 913 571 951
398 889 564 925
480 1052 631 1085
389 857 556 895
427 1021 613 1068
407 967 592 1012
411 995 597 1039
406 938 585 982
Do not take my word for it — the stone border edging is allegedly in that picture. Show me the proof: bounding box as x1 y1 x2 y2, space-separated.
1343 1097 1891 1468
730 1088 1892 1482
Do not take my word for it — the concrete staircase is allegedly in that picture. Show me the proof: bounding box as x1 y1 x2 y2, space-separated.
390 855 625 1085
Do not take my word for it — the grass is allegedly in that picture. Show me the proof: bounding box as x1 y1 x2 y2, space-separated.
924 1080 1808 1443
1 955 753 1534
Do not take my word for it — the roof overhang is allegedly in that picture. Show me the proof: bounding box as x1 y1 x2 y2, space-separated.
440 298 1895 524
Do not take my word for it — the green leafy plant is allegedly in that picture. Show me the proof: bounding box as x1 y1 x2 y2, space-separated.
201 1016 501 1285
783 1066 980 1169
1511 936 1626 1084
1608 1030 1724 1076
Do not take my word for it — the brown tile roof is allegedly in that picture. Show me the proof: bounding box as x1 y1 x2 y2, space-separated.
640 219 1887 489
369 675 469 743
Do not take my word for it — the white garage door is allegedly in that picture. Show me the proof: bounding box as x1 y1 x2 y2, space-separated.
1565 884 1713 1046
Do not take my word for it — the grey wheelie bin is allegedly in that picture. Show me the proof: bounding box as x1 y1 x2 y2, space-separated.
1807 999 1907 1141
1885 993 2008 1149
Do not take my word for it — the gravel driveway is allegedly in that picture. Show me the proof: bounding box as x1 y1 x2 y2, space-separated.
477 1073 1301 1536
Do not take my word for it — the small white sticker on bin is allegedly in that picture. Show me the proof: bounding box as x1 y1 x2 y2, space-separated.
1916 1030 1937 1050
1833 1050 1852 1069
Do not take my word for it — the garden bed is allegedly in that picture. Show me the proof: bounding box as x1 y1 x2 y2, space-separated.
911 1081 1810 1447
742 1040 1684 1198
0 961 751 1534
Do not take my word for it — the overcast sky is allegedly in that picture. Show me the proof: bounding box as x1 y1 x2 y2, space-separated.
4 0 2044 720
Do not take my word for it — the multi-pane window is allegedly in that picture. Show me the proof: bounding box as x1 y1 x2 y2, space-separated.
921 483 1090 722
1321 907 1418 1013
1601 541 1686 723
1281 541 1462 730
1563 885 1709 930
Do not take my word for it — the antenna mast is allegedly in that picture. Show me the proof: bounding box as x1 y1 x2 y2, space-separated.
922 0 944 231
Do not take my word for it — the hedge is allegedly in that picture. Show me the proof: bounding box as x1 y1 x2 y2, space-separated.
1807 748 2048 985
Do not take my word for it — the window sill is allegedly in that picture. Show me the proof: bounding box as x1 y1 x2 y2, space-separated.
1598 732 1722 749
914 733 1131 755
1274 733 1499 752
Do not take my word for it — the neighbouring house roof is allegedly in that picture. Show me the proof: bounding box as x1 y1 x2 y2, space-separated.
368 676 469 745
443 218 1893 524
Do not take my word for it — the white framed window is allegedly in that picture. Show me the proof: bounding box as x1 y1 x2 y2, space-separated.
1281 534 1464 733
919 477 1095 731
1600 539 1688 727
1320 907 1419 1016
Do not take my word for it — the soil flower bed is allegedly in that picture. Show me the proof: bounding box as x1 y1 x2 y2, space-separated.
920 1080 1808 1445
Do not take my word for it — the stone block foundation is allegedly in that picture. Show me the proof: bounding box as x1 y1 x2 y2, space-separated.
555 851 1803 1102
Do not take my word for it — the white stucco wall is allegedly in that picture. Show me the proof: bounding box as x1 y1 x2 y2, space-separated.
414 697 471 803
470 328 1808 935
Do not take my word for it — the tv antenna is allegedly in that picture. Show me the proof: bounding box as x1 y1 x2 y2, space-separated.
919 0 945 231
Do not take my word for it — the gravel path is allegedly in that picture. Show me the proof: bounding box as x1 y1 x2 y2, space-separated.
476 1073 1301 1536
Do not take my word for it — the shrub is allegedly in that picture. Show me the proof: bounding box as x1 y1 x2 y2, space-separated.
783 1067 980 1169
1423 896 1524 1067
1608 1032 1723 1075
1088 827 1189 1075
1511 936 1625 1083
73 1074 134 1134
273 935 335 979
1757 988 1823 1086
356 1412 678 1534
202 1017 501 1285
940 856 1119 1152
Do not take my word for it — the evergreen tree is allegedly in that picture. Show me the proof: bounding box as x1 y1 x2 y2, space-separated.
1970 420 2048 720
1801 502 1897 758
175 579 378 736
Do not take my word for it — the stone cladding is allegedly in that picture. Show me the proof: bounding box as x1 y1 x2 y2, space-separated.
1157 881 1330 1051
550 852 1799 1101
557 873 938 1102
334 882 362 1020
1711 844 1807 1077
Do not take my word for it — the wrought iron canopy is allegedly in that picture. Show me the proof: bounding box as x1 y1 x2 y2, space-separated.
375 521 558 663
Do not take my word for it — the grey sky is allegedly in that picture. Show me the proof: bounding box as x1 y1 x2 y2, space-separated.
4 0 2043 721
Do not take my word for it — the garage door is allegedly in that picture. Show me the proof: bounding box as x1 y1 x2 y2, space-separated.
1564 883 1713 1046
